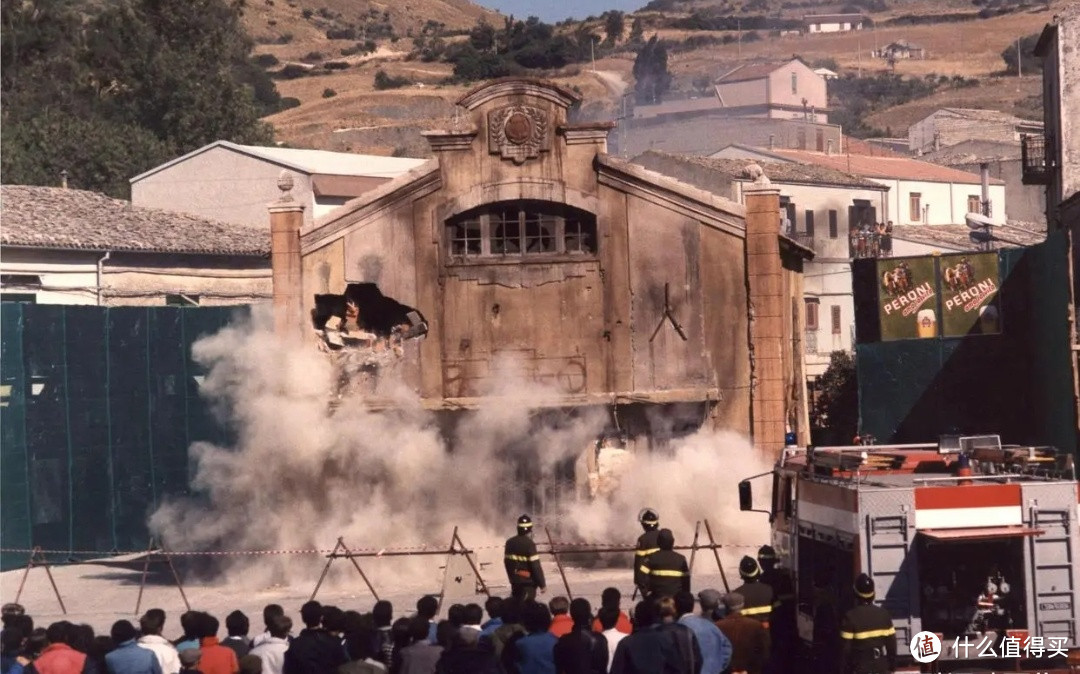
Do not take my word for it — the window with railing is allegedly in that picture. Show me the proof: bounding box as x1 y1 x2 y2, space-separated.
446 201 598 261
1021 133 1051 185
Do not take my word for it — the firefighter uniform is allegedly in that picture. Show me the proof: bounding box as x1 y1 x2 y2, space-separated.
638 528 689 599
634 508 661 593
759 546 796 674
734 556 775 627
840 574 896 674
504 515 545 602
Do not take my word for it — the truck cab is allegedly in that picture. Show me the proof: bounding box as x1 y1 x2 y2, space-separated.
739 435 1080 671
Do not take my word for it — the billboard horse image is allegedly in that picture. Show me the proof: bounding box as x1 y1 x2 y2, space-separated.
881 261 914 296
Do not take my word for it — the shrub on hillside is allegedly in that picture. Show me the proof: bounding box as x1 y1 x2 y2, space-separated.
322 88 337 98
374 69 412 89
253 53 280 68
274 64 311 79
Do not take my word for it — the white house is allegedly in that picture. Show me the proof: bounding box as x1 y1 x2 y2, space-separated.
804 13 866 33
714 59 828 123
131 141 427 228
1 185 270 306
770 149 1007 227
633 151 890 376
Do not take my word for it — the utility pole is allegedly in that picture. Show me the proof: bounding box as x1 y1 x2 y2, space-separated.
1017 37 1022 77
857 35 862 77
591 37 595 72
738 19 741 58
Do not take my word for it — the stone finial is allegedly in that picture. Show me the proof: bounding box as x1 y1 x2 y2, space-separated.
744 163 771 187
277 170 295 202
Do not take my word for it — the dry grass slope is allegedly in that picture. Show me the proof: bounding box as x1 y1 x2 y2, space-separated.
257 0 1063 154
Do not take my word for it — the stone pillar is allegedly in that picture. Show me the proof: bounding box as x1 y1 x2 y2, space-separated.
744 173 787 457
269 171 305 340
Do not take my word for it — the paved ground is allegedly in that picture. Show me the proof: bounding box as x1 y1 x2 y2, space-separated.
0 546 746 634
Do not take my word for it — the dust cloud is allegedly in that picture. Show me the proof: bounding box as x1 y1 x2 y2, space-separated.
149 309 772 588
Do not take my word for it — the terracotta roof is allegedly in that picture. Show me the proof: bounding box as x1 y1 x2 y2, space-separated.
891 223 1045 251
716 62 787 84
843 136 905 158
771 149 1005 184
636 151 886 189
1 185 269 256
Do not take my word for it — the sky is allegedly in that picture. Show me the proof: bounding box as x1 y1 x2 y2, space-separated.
475 0 649 22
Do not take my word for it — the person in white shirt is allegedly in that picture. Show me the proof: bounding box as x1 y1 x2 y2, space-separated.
251 604 287 649
596 606 626 673
250 614 291 674
137 609 181 674
460 604 484 635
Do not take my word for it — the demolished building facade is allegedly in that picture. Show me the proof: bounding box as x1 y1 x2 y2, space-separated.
269 79 811 482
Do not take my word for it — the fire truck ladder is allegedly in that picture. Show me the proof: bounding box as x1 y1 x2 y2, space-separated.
1028 505 1078 644
866 512 917 647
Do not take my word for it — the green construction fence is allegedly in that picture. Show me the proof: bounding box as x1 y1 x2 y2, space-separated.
0 303 248 571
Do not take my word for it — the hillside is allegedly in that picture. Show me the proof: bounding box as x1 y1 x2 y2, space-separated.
241 0 501 46
257 0 1062 155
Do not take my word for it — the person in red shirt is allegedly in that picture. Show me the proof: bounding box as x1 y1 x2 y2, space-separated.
590 588 632 635
547 597 573 638
195 613 239 674
26 622 98 674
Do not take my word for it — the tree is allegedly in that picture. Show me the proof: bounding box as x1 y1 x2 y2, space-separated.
628 16 644 44
810 351 859 445
468 20 496 52
1000 33 1041 76
603 11 624 46
632 35 671 104
1 0 276 198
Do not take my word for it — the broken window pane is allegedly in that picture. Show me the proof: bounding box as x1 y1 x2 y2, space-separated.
564 216 597 254
492 208 522 255
446 202 597 260
448 218 482 256
524 212 557 253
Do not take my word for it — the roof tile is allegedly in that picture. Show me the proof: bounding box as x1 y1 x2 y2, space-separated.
1 185 269 256
772 149 1005 184
637 150 887 189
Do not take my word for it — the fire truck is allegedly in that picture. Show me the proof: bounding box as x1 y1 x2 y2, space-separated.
738 435 1080 671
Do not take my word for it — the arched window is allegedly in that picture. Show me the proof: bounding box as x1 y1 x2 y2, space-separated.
446 201 597 260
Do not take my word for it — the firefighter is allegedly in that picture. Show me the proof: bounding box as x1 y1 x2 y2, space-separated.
638 528 689 599
733 556 774 627
759 545 796 673
634 508 661 595
504 514 546 602
839 574 896 674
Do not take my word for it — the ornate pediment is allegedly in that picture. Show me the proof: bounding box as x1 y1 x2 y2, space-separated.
488 105 550 165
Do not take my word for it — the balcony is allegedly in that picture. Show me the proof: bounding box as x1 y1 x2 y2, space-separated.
1022 133 1051 185
850 232 891 259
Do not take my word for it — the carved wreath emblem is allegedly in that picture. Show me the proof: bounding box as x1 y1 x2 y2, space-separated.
488 105 548 164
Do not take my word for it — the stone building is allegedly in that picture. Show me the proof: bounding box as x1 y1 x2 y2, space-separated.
633 151 888 378
908 108 1042 155
269 79 812 458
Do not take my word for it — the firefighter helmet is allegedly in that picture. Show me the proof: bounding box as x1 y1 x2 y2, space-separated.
854 573 876 600
638 508 659 529
517 514 533 533
739 556 761 580
757 545 777 562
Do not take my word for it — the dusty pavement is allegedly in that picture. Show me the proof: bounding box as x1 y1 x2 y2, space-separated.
0 545 751 633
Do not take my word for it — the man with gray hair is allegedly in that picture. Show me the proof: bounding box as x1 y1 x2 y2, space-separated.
716 593 769 674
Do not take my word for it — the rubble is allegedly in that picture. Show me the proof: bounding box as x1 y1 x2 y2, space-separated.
312 288 428 398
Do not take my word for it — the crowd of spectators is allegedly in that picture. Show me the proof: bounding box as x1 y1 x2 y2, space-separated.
0 584 764 674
